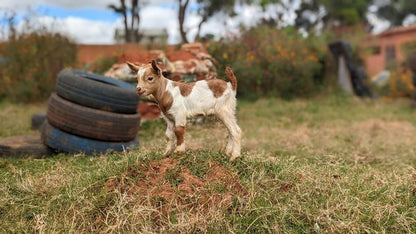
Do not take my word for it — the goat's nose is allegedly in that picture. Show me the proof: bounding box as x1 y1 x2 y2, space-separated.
137 87 142 92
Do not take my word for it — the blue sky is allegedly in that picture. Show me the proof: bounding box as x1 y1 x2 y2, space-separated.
35 4 120 22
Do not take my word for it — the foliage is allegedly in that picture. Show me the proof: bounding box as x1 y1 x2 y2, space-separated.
374 0 416 27
87 56 119 74
387 67 414 98
293 0 371 31
178 0 237 43
0 25 76 102
402 41 416 59
372 67 414 98
208 25 326 99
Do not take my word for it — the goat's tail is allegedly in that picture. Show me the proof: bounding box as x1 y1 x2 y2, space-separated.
225 66 237 91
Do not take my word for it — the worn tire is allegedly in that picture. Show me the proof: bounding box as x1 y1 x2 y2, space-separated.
0 135 53 158
41 121 138 155
47 93 140 142
56 69 139 114
31 113 47 130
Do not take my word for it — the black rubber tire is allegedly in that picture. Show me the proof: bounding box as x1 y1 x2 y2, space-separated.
0 135 53 158
31 113 46 130
56 69 139 114
41 121 138 155
47 93 141 142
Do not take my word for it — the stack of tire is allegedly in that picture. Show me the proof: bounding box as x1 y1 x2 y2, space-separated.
41 69 141 155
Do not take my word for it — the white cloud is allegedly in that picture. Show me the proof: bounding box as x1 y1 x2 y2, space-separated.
139 5 178 43
403 14 416 26
0 0 116 11
0 0 177 11
13 15 122 44
367 13 390 34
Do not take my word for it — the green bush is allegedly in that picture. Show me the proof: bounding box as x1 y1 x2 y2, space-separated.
0 29 76 102
87 56 119 75
208 26 326 99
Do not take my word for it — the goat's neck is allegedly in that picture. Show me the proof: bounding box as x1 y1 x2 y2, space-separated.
152 78 171 109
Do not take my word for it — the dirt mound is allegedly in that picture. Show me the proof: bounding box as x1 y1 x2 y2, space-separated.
166 50 198 62
118 51 162 64
106 158 246 213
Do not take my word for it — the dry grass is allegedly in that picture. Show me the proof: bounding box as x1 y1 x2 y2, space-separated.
1 95 416 232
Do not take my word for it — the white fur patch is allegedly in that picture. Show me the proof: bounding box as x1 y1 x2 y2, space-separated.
164 80 236 126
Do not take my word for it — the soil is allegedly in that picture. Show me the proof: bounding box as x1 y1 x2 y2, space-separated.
118 51 161 64
166 51 198 62
105 157 246 213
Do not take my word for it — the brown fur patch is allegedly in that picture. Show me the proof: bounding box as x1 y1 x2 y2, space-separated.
207 79 227 98
173 82 195 96
174 126 185 146
158 94 173 120
148 76 173 119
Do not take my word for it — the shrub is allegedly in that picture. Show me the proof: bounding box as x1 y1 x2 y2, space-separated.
207 26 326 99
85 56 119 75
0 22 76 102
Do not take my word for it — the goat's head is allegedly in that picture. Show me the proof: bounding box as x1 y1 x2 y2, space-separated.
127 60 164 96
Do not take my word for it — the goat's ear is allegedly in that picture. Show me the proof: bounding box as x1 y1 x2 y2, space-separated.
151 60 161 75
127 62 139 73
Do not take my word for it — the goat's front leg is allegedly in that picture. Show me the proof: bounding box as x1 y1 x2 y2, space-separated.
173 116 186 154
163 118 176 156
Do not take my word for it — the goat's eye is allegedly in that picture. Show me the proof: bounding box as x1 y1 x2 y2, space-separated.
147 77 154 82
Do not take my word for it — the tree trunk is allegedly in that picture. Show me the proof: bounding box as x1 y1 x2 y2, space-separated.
194 16 207 41
120 0 129 42
130 0 138 42
178 0 189 43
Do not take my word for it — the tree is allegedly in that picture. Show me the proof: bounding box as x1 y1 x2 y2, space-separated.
293 0 372 31
373 0 416 26
108 0 141 43
177 0 236 43
178 0 190 43
194 0 235 40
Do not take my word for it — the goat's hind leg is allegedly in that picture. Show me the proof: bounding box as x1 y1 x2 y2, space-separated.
217 110 242 161
174 125 186 154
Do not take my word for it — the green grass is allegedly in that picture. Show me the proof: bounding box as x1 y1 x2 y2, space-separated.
1 95 416 232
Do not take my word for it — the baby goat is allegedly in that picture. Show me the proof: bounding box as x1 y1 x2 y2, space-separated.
127 60 242 161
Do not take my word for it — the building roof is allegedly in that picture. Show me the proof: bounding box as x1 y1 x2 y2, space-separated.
378 24 416 37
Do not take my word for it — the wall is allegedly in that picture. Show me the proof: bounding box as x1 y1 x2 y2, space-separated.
364 25 416 77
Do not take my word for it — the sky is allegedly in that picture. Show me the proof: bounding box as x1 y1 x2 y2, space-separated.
0 0 394 45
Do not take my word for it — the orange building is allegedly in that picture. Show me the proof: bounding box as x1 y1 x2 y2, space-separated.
363 24 416 77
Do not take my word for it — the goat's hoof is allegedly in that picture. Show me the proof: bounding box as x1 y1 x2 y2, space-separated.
174 144 185 155
229 154 241 162
174 149 185 155
164 149 174 157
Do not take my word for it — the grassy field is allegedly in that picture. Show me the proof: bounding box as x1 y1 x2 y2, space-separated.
1 95 416 232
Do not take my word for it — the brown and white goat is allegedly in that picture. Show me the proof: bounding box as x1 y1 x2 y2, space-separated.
127 60 242 161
